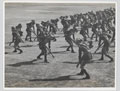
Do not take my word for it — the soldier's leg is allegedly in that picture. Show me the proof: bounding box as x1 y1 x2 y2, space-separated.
15 42 22 54
66 46 70 51
82 69 90 79
13 47 17 52
81 60 90 79
69 40 75 53
29 32 32 42
9 36 14 46
104 52 114 62
99 48 104 60
9 42 13 46
17 42 22 54
37 49 44 59
44 48 48 63
71 45 75 53
77 58 85 75
65 38 71 51
25 33 29 41
13 42 17 52
111 31 115 43
17 47 23 54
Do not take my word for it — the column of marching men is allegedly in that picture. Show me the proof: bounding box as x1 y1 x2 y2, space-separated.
9 7 115 79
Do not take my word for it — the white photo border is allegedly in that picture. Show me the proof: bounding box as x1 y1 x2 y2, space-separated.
1 0 119 91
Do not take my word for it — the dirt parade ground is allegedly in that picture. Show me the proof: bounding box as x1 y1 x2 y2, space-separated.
5 3 115 87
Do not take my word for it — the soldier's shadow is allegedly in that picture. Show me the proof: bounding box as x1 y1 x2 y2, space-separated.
29 75 85 82
51 51 67 54
7 59 45 67
59 46 69 48
63 61 78 64
92 60 112 63
62 60 110 64
59 45 76 48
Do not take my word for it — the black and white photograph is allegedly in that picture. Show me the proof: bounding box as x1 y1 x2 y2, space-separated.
4 1 116 89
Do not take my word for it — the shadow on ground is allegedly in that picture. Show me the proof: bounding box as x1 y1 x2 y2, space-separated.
7 59 45 67
51 51 67 54
62 60 111 64
29 75 86 82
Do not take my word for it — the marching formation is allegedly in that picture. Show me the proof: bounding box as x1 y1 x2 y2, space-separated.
9 7 115 79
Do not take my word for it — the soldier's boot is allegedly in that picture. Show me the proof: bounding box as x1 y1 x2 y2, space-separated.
82 69 90 79
44 58 49 63
37 54 42 59
18 48 23 54
99 53 104 60
13 49 17 52
44 60 49 63
66 46 70 51
44 53 49 63
105 54 114 62
25 36 28 41
99 57 104 60
25 38 27 41
71 47 75 53
30 39 33 42
71 50 75 53
109 58 114 62
30 36 33 42
77 69 84 75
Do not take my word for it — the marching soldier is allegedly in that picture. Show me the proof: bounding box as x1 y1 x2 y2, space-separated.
9 26 17 46
75 39 93 79
37 30 48 63
13 27 23 54
25 20 36 42
97 32 113 62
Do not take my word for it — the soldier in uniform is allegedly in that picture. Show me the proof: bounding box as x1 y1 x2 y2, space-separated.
9 26 17 46
91 23 99 41
37 21 56 63
76 39 93 79
13 27 23 54
98 32 113 62
64 32 75 53
25 20 35 42
64 22 76 53
37 30 48 63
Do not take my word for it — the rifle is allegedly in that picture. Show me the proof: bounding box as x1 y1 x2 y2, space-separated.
18 35 24 43
70 37 88 49
94 42 104 53
15 31 24 43
45 46 55 58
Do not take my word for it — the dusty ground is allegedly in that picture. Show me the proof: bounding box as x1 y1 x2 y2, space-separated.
5 3 115 87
